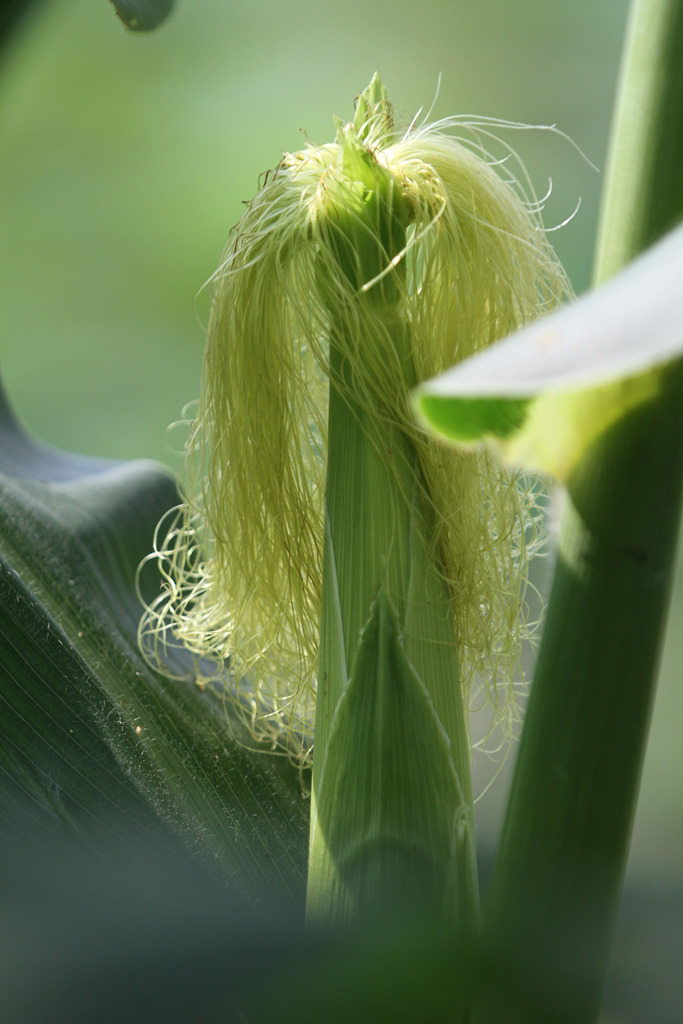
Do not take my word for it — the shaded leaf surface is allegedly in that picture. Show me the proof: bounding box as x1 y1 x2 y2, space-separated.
0 383 308 907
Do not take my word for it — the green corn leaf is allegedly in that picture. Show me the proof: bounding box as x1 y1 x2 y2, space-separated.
0 382 308 907
414 220 683 480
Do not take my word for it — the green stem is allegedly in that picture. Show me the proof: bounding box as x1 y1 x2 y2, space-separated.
593 0 683 281
307 313 478 939
478 1 683 1019
478 361 683 1023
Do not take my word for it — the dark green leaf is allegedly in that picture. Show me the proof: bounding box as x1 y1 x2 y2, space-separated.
0 381 308 907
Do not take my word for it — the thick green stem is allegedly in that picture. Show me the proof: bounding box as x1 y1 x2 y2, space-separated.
307 314 478 938
478 361 683 1023
478 1 683 1019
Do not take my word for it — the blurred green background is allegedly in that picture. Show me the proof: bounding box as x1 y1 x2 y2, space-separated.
1 0 621 467
1 0 681 988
